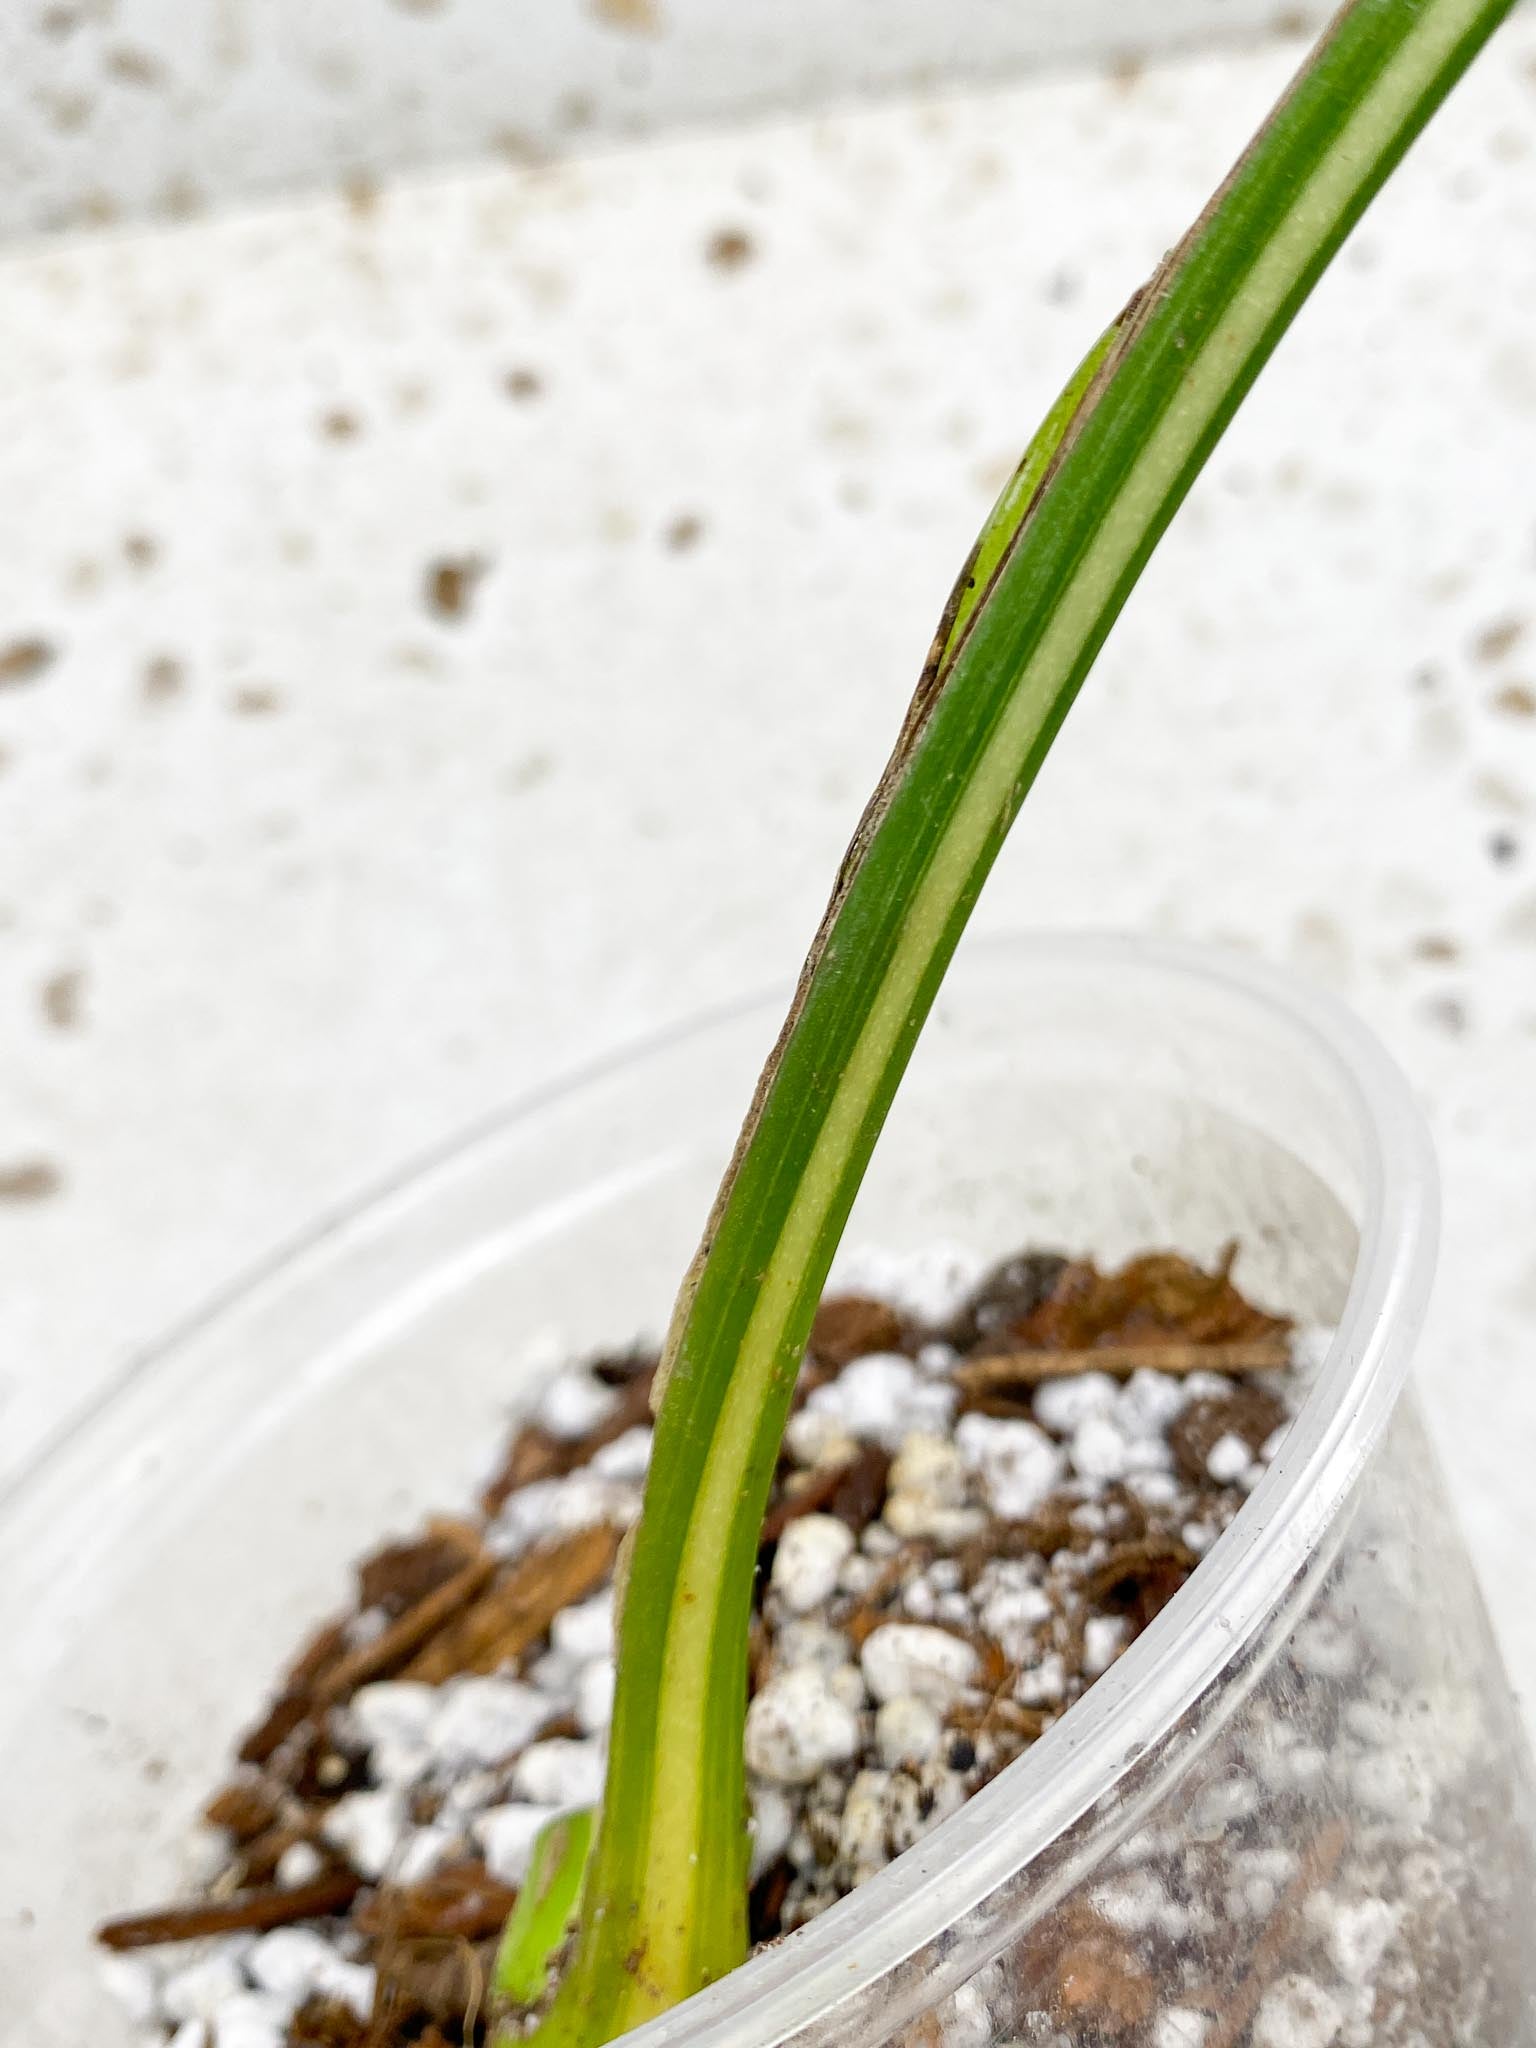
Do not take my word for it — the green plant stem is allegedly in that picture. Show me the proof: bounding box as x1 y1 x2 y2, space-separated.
493 1809 594 2010
517 3 1515 2042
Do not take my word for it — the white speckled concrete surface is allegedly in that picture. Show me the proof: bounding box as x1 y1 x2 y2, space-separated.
3 22 1536 1732
0 0 1322 237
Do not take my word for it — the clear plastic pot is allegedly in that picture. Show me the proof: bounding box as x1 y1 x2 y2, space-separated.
2 935 1532 2047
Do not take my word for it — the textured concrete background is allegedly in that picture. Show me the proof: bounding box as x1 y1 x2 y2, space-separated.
3 14 1536 1721
0 0 1325 238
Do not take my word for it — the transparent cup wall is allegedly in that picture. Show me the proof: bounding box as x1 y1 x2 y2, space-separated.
1 937 1531 2046
853 1401 1536 2048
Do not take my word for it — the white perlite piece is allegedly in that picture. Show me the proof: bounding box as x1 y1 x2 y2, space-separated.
973 1560 1052 1662
474 1802 556 1885
488 1472 641 1559
346 1679 437 1751
771 1514 855 1613
783 1408 860 1469
274 1839 324 1888
829 1243 981 1326
167 2025 209 2048
828 1660 868 1712
551 1588 615 1663
513 1737 606 1808
1093 1868 1174 1936
206 1992 292 2048
321 1786 407 1881
161 1947 249 2025
1262 1739 1328 1795
98 1953 161 2025
440 1767 502 1817
955 1413 1064 1519
1325 1895 1402 1983
1116 1366 1192 1437
774 1617 855 1674
1032 1371 1119 1434
576 1655 616 1733
749 1783 795 1879
538 1367 621 1440
1153 2009 1212 2048
1129 1469 1179 1506
1189 1772 1258 1835
1016 1651 1066 1706
1070 1414 1136 1483
1291 1619 1357 1679
1288 1326 1339 1377
394 1825 458 1885
180 1824 231 1889
248 1929 374 2017
838 1552 879 1596
940 1979 996 2048
838 1768 893 1881
744 1666 861 1784
591 1426 653 1481
875 1694 944 1767
526 1644 579 1697
806 1353 955 1450
1349 1747 1434 1828
861 1623 977 1709
1206 1432 1253 1484
1250 1974 1346 2048
429 1676 550 1769
883 1432 984 1544
364 1731 432 1790
246 1929 330 1999
1083 1614 1130 1678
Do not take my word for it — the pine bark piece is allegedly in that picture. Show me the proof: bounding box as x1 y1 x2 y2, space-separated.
1054 1930 1155 2035
760 1444 890 1546
942 1250 1070 1351
956 1338 1289 1409
403 1523 620 1683
96 1871 362 1950
372 1937 494 2031
355 1860 519 1941
828 1442 893 1532
237 1691 312 1768
479 1423 568 1514
808 1295 908 1367
948 1694 1049 1745
993 1249 1290 1356
203 1776 283 1843
1074 1536 1200 1611
238 1618 350 1765
1168 1384 1290 1485
232 1818 326 1887
357 1520 481 1617
288 1994 369 2048
315 1548 497 1704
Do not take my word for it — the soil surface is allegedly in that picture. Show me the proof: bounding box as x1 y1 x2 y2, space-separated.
96 1245 1528 2048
